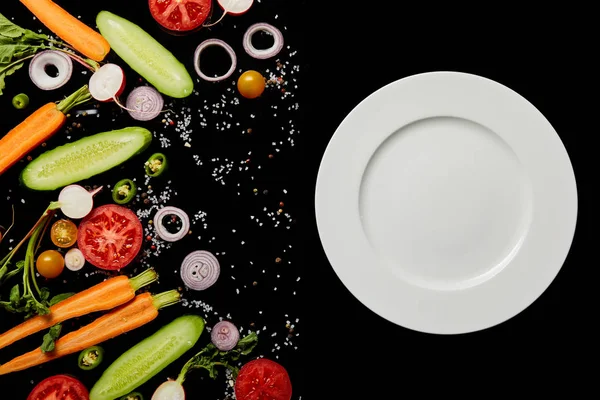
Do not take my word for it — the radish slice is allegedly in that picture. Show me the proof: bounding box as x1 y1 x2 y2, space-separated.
193 39 237 82
243 23 284 59
154 206 190 242
88 63 126 102
29 50 73 90
211 320 240 351
180 250 220 291
126 86 164 121
152 380 185 400
58 185 102 219
218 0 253 15
205 0 254 26
65 248 86 271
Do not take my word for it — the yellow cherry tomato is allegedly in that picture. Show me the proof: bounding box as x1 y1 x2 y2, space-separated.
50 219 78 248
36 250 65 279
237 70 266 99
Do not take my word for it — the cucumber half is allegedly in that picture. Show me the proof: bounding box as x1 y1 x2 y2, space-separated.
89 315 204 400
20 127 152 191
96 11 194 99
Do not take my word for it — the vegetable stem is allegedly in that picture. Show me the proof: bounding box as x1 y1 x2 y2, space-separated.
0 54 36 77
52 48 99 71
56 85 92 114
151 290 181 310
128 268 159 291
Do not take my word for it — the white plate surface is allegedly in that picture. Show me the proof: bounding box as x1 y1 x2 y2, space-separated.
315 71 577 334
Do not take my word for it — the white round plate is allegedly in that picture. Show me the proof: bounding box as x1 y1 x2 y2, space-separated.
315 71 577 334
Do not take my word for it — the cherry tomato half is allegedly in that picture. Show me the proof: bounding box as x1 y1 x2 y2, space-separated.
237 70 266 99
50 219 78 248
27 374 89 400
36 250 65 279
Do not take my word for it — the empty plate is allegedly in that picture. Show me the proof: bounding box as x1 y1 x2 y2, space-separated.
315 71 577 334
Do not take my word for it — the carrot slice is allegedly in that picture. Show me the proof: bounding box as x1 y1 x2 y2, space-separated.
0 85 91 177
19 0 111 62
0 268 158 350
0 290 180 375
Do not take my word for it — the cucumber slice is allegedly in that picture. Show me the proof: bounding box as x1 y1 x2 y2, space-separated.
96 11 194 99
89 315 204 400
20 127 152 191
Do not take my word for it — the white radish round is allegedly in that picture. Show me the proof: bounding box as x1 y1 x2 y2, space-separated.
65 248 85 271
218 0 254 15
29 50 73 91
89 63 126 102
58 185 99 219
152 380 185 400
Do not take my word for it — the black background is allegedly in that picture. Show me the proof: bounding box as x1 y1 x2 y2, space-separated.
0 0 596 399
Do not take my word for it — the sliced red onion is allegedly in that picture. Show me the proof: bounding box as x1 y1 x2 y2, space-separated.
243 23 284 60
180 250 220 291
211 320 240 351
194 39 237 82
126 86 164 121
29 50 73 90
153 206 190 242
65 248 85 271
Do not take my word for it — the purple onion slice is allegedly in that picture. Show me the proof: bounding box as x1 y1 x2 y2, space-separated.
181 250 220 290
153 206 190 242
29 50 73 90
211 320 240 351
126 86 164 121
243 23 284 60
194 39 237 82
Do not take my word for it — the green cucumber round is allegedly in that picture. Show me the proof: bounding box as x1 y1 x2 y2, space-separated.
96 11 194 99
20 127 152 191
90 315 205 400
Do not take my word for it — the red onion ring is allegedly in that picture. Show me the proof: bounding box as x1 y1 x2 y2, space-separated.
243 23 284 60
211 320 240 351
194 39 237 82
180 250 220 290
126 86 164 121
29 50 73 90
153 206 190 242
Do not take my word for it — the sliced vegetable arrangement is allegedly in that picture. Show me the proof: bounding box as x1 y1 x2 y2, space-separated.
1 0 298 398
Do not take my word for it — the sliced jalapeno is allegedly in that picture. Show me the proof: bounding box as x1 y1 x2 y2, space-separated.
77 345 104 370
120 392 144 400
144 153 167 177
112 179 137 204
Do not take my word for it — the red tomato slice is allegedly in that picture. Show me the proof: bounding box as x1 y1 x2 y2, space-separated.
234 358 293 400
149 0 212 32
27 375 89 400
77 204 143 270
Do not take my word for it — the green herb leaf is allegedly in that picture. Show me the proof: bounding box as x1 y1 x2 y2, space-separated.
15 260 24 269
40 287 50 302
48 292 75 306
41 323 62 353
9 284 20 305
0 13 25 39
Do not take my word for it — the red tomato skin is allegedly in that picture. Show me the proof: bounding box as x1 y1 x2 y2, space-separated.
234 358 293 400
27 374 89 400
77 204 143 271
149 0 212 32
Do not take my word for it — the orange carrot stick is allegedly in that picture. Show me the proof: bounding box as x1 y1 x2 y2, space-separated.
0 268 157 350
0 290 180 375
0 85 91 176
19 0 111 62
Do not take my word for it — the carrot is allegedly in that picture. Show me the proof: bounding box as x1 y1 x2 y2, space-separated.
19 0 110 62
0 268 158 350
0 290 180 375
0 85 91 176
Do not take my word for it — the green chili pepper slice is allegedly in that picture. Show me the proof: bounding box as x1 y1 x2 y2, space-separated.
77 345 104 370
12 93 29 109
144 153 167 177
120 392 144 400
112 179 137 204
